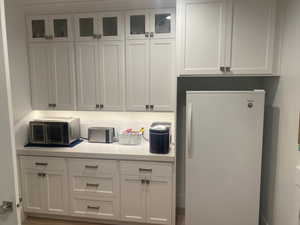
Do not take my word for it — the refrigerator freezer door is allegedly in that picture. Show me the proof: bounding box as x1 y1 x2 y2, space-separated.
185 91 265 225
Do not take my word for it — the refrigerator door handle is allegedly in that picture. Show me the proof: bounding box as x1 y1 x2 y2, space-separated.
186 102 193 158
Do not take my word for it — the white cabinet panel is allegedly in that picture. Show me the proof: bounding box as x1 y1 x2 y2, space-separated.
180 0 227 75
150 39 175 112
29 44 51 110
126 40 150 111
121 175 146 222
146 177 173 224
21 170 45 213
99 41 124 111
76 42 99 110
44 171 69 215
228 0 275 74
50 43 76 110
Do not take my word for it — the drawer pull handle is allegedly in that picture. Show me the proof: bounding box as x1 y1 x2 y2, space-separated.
86 183 99 188
35 163 48 166
85 165 98 169
139 168 152 173
87 206 100 210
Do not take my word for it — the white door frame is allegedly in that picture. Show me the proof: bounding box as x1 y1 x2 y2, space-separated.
0 0 21 224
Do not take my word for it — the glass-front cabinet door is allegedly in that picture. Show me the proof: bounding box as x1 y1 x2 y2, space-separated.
50 15 73 41
150 9 176 39
75 14 98 41
126 11 149 40
28 16 50 42
99 12 123 40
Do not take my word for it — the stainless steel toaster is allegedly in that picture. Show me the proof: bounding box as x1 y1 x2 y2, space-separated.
88 127 115 143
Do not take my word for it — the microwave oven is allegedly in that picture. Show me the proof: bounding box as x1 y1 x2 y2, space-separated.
29 118 80 146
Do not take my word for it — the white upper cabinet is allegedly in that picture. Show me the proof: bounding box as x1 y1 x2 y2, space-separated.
150 9 176 39
29 44 51 110
76 42 99 111
149 39 175 112
227 0 276 74
126 40 150 111
126 10 150 40
28 15 73 42
126 9 175 40
99 12 124 41
99 41 125 111
49 43 76 110
29 43 76 110
179 0 276 76
75 14 98 42
75 13 124 41
180 0 227 75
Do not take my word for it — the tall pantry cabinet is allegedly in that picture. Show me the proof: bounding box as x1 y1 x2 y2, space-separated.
28 15 76 110
125 9 176 112
75 13 125 111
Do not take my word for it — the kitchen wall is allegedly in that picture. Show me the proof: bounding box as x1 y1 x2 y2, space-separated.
5 0 31 123
263 0 300 224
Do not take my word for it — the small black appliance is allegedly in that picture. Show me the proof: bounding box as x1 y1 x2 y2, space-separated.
149 122 172 154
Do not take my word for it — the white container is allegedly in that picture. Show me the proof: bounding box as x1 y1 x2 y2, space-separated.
118 132 142 145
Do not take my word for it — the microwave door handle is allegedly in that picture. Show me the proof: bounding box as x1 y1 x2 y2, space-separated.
186 103 193 159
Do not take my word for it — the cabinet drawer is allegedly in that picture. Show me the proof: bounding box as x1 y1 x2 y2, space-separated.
68 159 117 176
120 161 172 177
71 196 118 220
20 156 66 171
70 175 116 197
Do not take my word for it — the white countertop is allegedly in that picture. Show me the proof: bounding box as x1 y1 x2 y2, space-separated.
17 140 176 162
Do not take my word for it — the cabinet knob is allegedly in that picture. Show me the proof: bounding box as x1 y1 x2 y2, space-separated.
100 104 104 109
150 105 154 111
225 67 231 73
220 66 226 72
145 32 150 38
145 105 150 111
141 179 145 184
96 104 100 109
150 32 154 38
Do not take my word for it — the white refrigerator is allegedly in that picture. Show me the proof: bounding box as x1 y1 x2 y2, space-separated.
185 90 265 225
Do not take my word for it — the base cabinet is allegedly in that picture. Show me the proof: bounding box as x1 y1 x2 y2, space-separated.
20 157 69 215
20 156 175 225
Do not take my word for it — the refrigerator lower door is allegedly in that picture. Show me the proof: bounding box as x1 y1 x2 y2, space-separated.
185 91 265 225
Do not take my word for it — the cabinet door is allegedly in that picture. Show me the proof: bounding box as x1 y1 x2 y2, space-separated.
150 39 175 112
76 42 100 110
27 16 50 42
228 0 275 74
75 14 98 42
180 0 228 75
150 9 176 39
50 15 73 42
121 175 146 223
21 170 45 213
126 40 150 111
99 12 124 41
49 43 76 110
29 44 52 110
146 177 173 225
99 41 124 111
44 171 69 215
126 11 149 40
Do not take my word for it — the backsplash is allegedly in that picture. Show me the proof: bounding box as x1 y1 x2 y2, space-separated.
32 110 175 140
